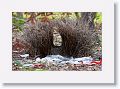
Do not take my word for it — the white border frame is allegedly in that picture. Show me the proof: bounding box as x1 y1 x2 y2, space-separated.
0 0 114 83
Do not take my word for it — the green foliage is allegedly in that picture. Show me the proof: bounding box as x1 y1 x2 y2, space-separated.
94 12 102 24
13 60 23 67
12 13 26 31
12 12 102 31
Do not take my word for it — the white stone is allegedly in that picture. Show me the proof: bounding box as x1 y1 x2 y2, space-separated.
23 64 34 67
35 57 41 63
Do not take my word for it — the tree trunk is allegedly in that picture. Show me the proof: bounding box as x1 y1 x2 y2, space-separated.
80 12 96 30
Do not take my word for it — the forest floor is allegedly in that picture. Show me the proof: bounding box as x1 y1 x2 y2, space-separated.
12 52 102 71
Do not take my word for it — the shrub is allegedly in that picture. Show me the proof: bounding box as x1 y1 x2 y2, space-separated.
23 22 53 58
22 19 100 58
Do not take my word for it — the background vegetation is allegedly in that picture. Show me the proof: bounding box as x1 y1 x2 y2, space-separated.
12 12 102 58
12 12 102 31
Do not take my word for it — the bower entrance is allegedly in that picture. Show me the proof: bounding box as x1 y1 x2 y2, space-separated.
53 29 62 47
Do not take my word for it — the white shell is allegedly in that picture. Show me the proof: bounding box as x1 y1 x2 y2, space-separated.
20 54 29 58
